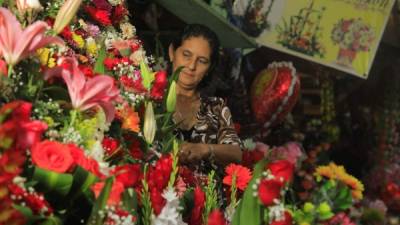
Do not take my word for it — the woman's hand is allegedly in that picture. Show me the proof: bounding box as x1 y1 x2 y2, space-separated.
178 142 209 165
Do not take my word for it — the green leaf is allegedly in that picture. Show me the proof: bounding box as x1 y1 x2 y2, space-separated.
87 177 114 225
94 44 106 74
13 204 33 220
333 186 353 211
232 159 267 225
33 167 73 196
122 188 138 214
68 166 98 197
140 61 155 90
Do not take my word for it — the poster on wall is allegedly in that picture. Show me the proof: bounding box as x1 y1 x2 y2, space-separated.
233 0 395 78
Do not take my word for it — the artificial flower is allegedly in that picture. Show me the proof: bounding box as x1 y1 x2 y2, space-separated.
53 0 83 34
267 160 295 184
45 57 120 123
31 140 74 173
0 8 63 66
258 179 283 206
222 163 252 191
92 180 125 206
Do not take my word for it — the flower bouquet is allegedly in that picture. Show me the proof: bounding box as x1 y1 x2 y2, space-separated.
331 18 375 66
0 0 182 224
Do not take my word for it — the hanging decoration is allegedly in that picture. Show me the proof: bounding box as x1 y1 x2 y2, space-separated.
250 62 300 129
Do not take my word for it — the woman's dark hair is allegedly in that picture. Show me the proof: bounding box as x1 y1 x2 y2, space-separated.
171 24 220 89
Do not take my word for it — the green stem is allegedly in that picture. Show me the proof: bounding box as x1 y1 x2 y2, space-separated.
7 64 13 78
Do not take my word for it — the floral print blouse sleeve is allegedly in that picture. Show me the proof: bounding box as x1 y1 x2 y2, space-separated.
191 97 242 146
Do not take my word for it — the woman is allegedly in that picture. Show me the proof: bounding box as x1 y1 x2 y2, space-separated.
169 24 242 175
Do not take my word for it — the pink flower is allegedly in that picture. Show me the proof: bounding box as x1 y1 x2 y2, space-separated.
0 7 63 65
45 57 120 122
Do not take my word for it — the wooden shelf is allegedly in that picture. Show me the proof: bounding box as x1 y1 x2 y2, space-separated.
155 0 257 48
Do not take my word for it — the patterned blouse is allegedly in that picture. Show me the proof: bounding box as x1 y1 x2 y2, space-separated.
176 97 242 204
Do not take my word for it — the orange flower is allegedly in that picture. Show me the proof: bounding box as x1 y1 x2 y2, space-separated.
223 163 252 191
116 103 140 133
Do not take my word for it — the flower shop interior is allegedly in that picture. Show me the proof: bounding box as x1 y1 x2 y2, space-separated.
1 0 400 224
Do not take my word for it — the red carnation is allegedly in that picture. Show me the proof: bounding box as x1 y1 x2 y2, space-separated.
223 163 252 191
85 5 112 26
103 57 118 70
270 211 293 225
258 179 283 206
190 186 206 225
267 160 294 184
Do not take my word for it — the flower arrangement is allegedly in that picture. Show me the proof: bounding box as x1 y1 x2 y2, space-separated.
0 1 366 224
331 18 375 52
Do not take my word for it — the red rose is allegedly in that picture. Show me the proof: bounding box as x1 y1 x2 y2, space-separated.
112 164 141 188
92 180 124 206
268 160 294 184
207 209 227 225
17 120 47 150
12 101 32 121
190 186 206 225
258 179 283 206
68 144 103 178
31 141 73 173
270 211 293 225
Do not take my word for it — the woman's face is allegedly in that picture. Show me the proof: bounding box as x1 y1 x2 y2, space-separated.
169 36 211 91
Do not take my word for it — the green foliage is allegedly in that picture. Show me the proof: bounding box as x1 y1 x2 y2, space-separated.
87 177 114 225
33 167 73 196
232 160 267 225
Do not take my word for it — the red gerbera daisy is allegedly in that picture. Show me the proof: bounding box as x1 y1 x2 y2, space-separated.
222 163 252 191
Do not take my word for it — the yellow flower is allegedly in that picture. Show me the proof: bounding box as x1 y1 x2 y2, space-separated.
86 37 98 57
37 48 57 68
72 32 85 49
303 202 315 213
315 162 364 200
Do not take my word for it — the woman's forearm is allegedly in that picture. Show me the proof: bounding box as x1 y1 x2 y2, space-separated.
208 144 242 166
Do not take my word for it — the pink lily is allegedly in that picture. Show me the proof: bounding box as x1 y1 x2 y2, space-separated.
45 57 120 123
0 7 63 66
